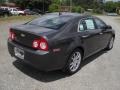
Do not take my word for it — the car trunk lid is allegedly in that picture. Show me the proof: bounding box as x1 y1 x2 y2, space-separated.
11 24 57 48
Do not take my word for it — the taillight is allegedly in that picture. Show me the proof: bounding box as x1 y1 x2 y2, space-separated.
32 37 49 51
9 29 15 41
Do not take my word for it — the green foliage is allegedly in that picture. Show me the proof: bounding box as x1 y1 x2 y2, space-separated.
0 0 6 5
93 8 103 14
5 0 120 14
48 0 60 13
104 1 117 13
48 0 84 13
73 0 98 10
52 0 60 4
8 0 51 11
72 6 83 13
49 4 59 12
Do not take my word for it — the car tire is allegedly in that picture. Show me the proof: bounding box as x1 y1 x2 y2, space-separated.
4 14 8 17
63 49 82 75
106 37 114 50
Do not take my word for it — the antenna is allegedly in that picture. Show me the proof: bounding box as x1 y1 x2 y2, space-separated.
59 0 62 15
70 0 72 12
59 12 62 15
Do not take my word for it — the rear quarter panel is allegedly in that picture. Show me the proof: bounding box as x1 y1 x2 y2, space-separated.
48 17 85 67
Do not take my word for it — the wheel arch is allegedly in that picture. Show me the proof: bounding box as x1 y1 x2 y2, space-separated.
66 45 85 61
112 34 115 38
62 46 85 74
73 46 84 59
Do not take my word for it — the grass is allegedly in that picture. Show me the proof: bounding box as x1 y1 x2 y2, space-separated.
0 15 39 23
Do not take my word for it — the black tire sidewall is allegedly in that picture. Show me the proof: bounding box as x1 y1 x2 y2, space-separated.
107 37 114 50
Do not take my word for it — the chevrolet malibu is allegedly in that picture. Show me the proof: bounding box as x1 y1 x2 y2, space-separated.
8 13 115 74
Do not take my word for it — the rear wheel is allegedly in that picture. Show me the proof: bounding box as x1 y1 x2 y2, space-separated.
106 37 114 50
63 49 82 75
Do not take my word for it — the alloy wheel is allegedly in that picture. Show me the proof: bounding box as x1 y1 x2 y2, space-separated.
69 51 81 72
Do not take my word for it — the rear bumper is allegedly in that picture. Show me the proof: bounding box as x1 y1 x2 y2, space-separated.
8 40 66 71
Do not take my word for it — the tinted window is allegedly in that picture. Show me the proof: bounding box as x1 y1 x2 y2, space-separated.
85 19 95 30
5 8 8 10
28 15 72 29
94 18 106 29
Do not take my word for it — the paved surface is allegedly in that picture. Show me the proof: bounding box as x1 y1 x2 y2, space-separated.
0 16 120 90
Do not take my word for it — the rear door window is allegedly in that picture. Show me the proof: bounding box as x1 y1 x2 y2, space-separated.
84 19 95 30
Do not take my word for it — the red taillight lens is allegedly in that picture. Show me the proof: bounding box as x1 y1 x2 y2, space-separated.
32 37 49 51
9 29 15 40
39 38 49 51
32 40 40 49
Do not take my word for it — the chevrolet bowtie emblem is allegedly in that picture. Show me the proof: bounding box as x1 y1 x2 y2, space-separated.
21 33 25 37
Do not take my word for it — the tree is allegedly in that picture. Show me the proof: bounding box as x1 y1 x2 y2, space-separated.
49 3 59 12
0 0 6 5
8 0 51 11
72 6 83 13
104 1 117 13
72 0 94 9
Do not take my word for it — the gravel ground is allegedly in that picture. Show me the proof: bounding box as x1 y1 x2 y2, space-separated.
0 16 120 90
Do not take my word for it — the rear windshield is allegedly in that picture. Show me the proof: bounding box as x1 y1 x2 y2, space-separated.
28 15 72 29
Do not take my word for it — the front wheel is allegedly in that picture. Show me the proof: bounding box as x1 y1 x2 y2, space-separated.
63 49 82 75
106 37 114 50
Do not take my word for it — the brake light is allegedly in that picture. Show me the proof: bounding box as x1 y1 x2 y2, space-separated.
9 29 15 41
32 37 49 51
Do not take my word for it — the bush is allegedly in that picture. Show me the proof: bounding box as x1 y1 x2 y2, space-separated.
49 4 59 12
72 6 84 13
93 8 103 14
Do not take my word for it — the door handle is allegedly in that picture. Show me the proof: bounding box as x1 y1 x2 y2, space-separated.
99 32 103 35
82 35 89 38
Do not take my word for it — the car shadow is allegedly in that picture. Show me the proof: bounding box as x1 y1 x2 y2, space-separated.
13 50 107 83
80 50 107 68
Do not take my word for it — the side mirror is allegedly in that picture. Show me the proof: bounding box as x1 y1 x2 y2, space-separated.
106 25 112 29
102 25 112 30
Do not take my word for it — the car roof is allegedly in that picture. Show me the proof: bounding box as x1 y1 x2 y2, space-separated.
33 12 92 26
46 12 91 18
47 12 81 17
